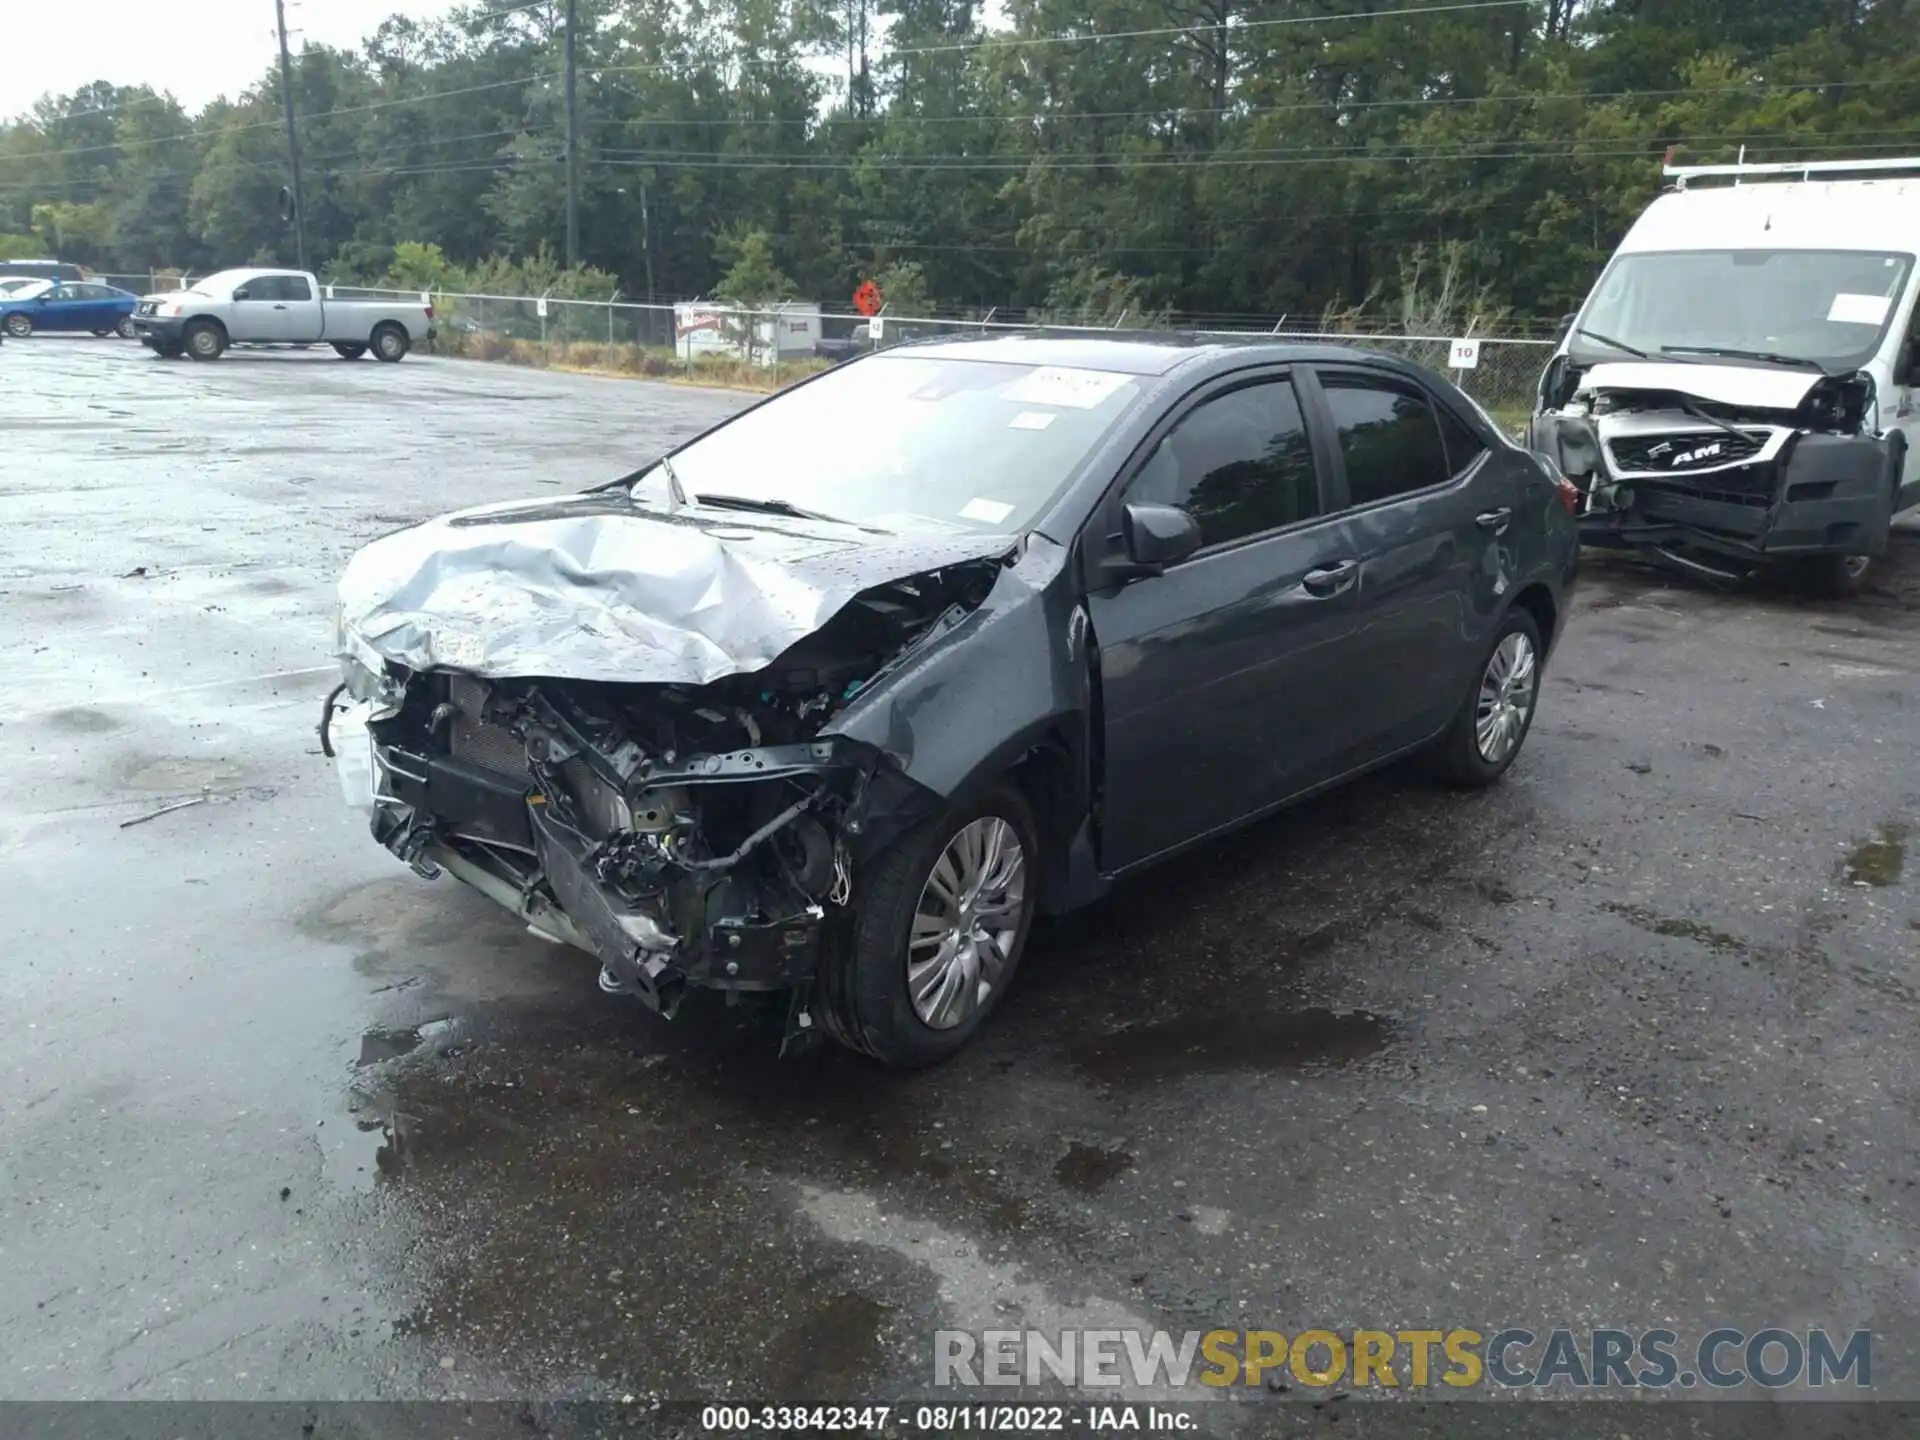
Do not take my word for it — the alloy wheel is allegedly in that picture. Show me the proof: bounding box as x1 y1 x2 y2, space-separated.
1475 631 1538 765
907 816 1027 1030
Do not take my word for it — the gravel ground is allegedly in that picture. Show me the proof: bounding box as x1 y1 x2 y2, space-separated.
1 338 1916 1432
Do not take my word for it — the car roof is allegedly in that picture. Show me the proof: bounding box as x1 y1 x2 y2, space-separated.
1625 179 1920 256
881 331 1443 381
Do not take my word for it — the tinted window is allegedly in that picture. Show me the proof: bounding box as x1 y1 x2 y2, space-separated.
1434 403 1487 477
1123 379 1319 549
1323 375 1452 506
281 274 312 301
237 276 277 300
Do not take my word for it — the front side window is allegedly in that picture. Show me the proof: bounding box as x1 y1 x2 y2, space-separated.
281 275 312 301
1322 375 1453 506
1122 378 1321 549
238 276 280 301
1572 248 1914 371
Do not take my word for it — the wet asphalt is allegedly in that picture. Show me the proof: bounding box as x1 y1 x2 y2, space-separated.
2 338 1917 1426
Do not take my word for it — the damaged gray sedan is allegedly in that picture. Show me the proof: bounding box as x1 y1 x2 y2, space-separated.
326 336 1578 1064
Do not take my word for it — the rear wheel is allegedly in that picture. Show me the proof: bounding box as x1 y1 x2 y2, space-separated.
1425 608 1544 789
183 319 226 362
4 313 32 338
371 322 409 363
332 342 367 360
819 783 1039 1067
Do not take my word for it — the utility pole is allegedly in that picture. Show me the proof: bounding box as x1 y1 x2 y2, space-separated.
639 183 654 304
563 0 580 268
273 0 309 272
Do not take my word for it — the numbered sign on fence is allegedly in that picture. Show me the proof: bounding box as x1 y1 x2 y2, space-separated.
536 296 549 318
1449 337 1482 370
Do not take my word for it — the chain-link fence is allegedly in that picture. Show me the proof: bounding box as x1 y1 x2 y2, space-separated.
80 272 1553 417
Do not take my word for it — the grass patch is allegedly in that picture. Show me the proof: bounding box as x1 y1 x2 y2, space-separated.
428 330 835 392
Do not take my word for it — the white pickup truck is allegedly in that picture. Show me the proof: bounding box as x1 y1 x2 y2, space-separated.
130 268 434 363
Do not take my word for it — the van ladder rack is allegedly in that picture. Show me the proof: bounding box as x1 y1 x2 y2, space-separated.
1664 156 1920 189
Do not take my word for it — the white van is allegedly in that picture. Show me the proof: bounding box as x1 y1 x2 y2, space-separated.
1532 157 1920 595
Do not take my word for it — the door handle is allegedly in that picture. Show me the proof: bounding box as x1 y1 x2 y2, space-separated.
1302 560 1359 598
272 304 288 310
1476 507 1513 535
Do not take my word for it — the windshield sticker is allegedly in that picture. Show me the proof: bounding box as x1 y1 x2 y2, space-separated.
1002 366 1132 410
1828 293 1893 325
1009 411 1057 431
959 497 1015 525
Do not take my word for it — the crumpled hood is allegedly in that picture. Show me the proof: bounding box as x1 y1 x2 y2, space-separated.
1583 361 1825 412
336 492 1015 686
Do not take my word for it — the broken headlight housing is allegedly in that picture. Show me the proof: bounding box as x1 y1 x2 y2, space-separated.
1797 372 1876 435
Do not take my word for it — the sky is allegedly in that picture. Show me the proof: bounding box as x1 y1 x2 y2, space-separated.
0 0 465 121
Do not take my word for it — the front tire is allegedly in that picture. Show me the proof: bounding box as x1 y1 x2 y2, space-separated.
1426 608 1544 788
820 783 1040 1066
332 342 367 360
371 323 409 363
183 319 226 362
116 316 137 339
1799 552 1873 600
4 313 32 338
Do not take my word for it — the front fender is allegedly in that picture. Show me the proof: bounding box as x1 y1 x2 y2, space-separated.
824 533 1093 861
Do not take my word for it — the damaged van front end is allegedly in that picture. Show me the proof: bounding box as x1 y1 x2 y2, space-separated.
324 492 1034 1046
1530 359 1908 585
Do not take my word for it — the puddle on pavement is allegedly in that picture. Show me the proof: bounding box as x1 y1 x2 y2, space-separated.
356 1017 461 1068
1604 902 1751 956
1054 1143 1135 1194
321 1115 404 1194
762 1292 891 1393
1070 1008 1389 1085
43 706 124 734
1841 824 1908 887
121 755 248 791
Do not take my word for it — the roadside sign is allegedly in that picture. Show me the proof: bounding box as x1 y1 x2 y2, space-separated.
1449 337 1482 370
853 280 883 317
536 296 549 318
869 314 885 342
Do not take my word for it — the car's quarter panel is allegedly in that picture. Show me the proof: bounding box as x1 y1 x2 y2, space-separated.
1302 365 1523 751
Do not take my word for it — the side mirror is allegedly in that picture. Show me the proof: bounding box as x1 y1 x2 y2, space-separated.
234 289 250 301
1557 312 1578 342
1111 502 1202 579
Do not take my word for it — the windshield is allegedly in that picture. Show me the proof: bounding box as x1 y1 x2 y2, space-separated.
630 354 1144 535
1571 248 1913 370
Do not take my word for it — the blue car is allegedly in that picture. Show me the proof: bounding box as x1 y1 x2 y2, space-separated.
0 279 141 339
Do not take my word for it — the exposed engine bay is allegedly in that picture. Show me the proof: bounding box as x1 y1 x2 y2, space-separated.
328 558 1002 1044
1531 359 1907 581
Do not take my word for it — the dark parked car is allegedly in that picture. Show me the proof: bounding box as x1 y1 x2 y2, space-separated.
326 336 1580 1065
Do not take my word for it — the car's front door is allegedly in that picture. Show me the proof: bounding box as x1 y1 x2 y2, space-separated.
234 275 297 340
39 284 86 330
1304 366 1518 755
1084 369 1370 871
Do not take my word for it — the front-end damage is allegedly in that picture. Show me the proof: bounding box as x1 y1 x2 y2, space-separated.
327 510 1020 1047
1530 360 1908 580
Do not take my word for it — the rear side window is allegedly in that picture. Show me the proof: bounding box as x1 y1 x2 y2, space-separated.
1435 403 1488 477
1122 377 1321 549
1322 374 1453 506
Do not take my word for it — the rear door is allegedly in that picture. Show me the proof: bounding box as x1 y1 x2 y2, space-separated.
1303 366 1517 753
1084 368 1371 871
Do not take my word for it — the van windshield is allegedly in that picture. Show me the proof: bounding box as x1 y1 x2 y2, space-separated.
1572 248 1913 370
